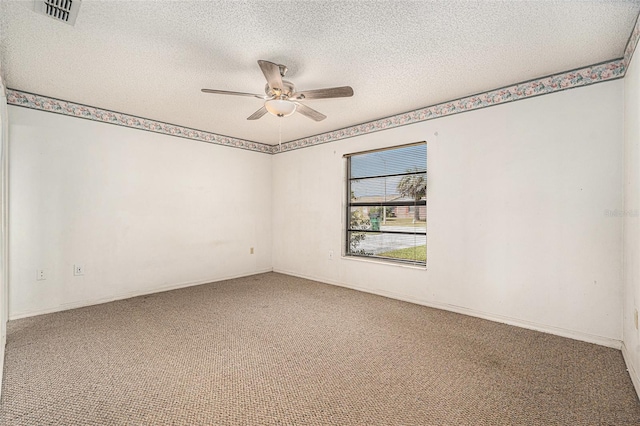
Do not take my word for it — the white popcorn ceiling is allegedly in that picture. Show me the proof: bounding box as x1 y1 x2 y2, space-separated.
1 1 639 145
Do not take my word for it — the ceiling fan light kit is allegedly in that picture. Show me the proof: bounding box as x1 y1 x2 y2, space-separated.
265 99 296 117
202 60 353 122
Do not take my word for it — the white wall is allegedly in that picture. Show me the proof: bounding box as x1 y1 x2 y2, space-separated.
273 80 624 346
623 47 640 394
0 73 9 400
5 79 626 347
8 106 272 318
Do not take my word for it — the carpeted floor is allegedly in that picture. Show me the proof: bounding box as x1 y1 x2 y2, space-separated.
0 272 638 425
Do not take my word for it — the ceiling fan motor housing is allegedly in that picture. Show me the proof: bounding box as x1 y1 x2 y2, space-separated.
265 80 295 99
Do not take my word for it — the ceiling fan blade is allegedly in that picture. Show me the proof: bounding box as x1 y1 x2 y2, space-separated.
258 60 284 92
290 86 354 100
294 102 326 121
201 89 265 99
247 106 268 120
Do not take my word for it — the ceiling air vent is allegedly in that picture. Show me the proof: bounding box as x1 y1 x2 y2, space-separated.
34 0 81 26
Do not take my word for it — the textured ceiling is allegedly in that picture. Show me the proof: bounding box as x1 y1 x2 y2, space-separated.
1 1 639 145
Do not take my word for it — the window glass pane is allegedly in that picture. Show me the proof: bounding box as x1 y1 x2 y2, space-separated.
348 206 371 230
350 173 426 203
348 232 427 262
348 206 426 232
350 144 426 179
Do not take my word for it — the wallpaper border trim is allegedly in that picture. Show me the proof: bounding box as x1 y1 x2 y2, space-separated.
624 11 640 70
275 59 625 153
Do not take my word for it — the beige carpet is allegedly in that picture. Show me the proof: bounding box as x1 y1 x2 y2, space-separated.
0 272 638 425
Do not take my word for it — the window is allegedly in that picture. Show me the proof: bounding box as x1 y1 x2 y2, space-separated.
345 142 427 266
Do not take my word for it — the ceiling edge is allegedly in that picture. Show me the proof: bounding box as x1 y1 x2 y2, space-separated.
5 89 272 154
6 58 626 157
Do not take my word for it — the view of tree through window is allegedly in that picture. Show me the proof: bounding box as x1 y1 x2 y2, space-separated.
346 143 426 265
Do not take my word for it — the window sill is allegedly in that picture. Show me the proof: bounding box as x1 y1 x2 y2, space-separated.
342 254 427 270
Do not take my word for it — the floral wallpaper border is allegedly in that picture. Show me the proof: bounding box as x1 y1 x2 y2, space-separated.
4 56 631 156
624 12 640 69
274 59 625 154
5 90 272 154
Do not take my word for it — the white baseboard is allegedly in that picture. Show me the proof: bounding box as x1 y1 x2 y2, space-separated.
622 342 640 400
9 268 273 320
273 268 622 350
9 266 624 349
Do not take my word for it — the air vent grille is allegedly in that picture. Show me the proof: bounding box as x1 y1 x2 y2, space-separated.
45 0 73 21
34 0 81 26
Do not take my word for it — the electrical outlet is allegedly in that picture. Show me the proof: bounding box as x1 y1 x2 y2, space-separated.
328 250 334 260
74 264 84 276
36 269 46 281
250 247 254 254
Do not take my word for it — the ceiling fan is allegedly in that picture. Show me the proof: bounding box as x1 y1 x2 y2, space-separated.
201 60 354 122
